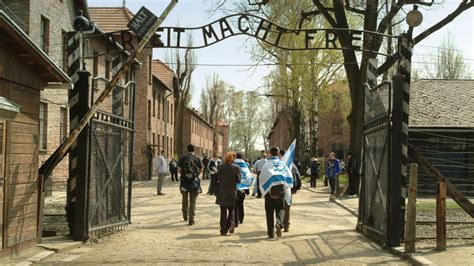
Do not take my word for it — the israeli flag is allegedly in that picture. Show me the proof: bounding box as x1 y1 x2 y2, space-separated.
233 159 255 191
259 157 294 205
281 139 296 168
259 140 296 205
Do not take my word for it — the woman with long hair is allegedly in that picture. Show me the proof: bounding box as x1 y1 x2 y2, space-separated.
215 152 241 235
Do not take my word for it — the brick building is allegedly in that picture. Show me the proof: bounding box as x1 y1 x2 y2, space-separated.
267 83 350 160
183 108 219 157
317 82 350 159
89 7 177 180
267 107 295 151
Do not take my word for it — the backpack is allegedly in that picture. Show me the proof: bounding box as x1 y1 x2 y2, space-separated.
269 184 285 200
183 157 199 179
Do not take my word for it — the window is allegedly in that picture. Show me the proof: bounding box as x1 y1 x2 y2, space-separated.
152 133 155 154
148 55 152 84
40 16 50 54
59 107 67 143
162 97 165 121
147 100 151 129
105 59 111 80
61 30 67 70
93 51 99 78
152 89 156 116
157 94 161 118
332 119 343 134
171 103 174 124
39 103 47 150
167 101 170 122
157 134 160 150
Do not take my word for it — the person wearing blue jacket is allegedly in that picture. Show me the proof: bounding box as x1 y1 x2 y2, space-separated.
325 152 341 196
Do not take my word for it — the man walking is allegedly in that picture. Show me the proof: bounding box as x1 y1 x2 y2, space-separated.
252 150 268 198
201 154 210 180
259 147 293 238
325 152 341 197
178 144 203 225
155 150 169 195
310 158 320 188
279 149 300 233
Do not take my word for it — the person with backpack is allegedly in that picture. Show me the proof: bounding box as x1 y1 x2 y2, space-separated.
259 146 293 238
178 144 203 225
215 152 241 236
155 150 169 195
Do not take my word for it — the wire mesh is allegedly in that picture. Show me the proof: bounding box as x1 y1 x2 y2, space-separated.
362 82 392 238
88 113 132 232
409 131 474 197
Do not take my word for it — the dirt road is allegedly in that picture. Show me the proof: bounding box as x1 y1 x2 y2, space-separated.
37 179 407 265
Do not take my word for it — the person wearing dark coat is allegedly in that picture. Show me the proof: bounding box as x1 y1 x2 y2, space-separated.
215 152 241 236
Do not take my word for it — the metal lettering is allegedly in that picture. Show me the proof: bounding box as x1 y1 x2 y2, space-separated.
350 30 362 50
305 30 317 49
174 28 185 47
325 30 338 48
238 15 250 33
219 18 234 38
202 24 219 46
255 19 272 41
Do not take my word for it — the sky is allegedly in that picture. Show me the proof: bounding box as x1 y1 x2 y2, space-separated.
88 0 474 108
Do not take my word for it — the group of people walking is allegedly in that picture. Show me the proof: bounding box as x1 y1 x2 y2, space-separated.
155 143 302 238
155 143 358 238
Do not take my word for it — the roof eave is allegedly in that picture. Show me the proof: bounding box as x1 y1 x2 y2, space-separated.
0 11 70 83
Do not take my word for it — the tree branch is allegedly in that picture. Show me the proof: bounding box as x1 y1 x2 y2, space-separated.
312 0 338 28
413 0 473 44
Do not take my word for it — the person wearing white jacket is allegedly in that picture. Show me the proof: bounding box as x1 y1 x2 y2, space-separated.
156 150 169 195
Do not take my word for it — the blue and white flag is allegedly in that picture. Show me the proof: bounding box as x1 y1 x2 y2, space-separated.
259 156 293 205
281 139 296 168
234 159 255 191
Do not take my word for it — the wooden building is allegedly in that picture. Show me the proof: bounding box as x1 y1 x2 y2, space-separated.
0 10 69 256
408 79 474 196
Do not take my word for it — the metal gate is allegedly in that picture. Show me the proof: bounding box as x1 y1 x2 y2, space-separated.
360 81 394 244
87 111 133 236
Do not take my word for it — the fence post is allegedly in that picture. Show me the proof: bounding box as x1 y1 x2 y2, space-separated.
405 163 418 253
436 181 447 250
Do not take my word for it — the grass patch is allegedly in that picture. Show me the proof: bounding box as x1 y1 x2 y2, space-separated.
416 201 461 210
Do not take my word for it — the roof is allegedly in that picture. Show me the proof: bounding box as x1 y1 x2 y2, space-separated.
152 59 176 91
409 79 474 128
186 108 215 129
0 11 69 83
88 7 135 33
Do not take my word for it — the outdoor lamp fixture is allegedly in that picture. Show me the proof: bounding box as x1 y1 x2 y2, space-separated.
406 5 423 28
73 10 90 32
0 97 21 120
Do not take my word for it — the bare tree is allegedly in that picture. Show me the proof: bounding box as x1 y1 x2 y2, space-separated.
169 40 196 156
199 73 227 152
426 36 471 79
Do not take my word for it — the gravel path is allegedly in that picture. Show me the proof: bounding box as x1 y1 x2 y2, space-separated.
37 178 407 265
